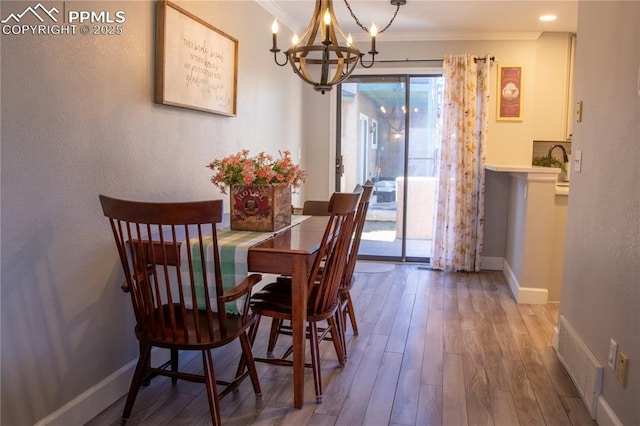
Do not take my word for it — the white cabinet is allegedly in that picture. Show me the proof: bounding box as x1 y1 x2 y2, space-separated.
533 32 576 141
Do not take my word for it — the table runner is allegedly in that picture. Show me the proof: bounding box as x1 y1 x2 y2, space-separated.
180 215 310 314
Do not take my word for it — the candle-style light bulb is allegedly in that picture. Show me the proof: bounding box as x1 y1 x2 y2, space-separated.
323 9 331 42
369 22 378 37
292 34 299 46
347 33 353 47
369 21 378 54
271 19 279 51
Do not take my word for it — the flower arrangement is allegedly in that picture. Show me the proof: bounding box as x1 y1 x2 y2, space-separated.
207 149 307 194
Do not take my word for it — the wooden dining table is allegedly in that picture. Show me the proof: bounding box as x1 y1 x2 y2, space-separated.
150 214 328 408
246 215 329 408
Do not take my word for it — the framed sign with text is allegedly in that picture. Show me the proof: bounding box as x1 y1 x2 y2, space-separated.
497 65 522 121
155 1 238 116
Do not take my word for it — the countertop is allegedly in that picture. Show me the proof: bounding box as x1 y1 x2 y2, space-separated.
485 164 568 195
485 164 560 174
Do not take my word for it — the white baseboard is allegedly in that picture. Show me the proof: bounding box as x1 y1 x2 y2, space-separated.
34 348 170 426
596 395 624 426
481 256 504 270
503 260 548 304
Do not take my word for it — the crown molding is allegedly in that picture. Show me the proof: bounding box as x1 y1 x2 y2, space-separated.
256 1 542 43
256 0 303 34
350 31 542 43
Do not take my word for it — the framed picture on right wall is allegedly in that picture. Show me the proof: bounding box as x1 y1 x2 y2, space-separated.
497 65 523 121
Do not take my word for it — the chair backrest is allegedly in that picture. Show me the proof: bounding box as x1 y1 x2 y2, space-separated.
99 195 244 344
307 190 361 315
342 180 375 288
302 200 331 216
300 181 374 290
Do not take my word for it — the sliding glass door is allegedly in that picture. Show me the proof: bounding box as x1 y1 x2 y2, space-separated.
337 74 443 262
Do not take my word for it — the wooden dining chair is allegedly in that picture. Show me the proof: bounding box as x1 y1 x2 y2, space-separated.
302 199 331 216
338 180 374 338
247 190 361 403
265 181 374 357
99 195 262 426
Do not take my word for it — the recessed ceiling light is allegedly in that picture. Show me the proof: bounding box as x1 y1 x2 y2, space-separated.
539 14 557 22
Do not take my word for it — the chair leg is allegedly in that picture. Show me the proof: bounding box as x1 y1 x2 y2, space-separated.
122 343 152 419
267 318 282 355
170 348 179 384
202 349 222 426
308 321 323 403
336 299 349 360
236 315 261 379
247 315 261 346
344 292 359 335
239 332 262 398
328 315 346 365
139 341 151 386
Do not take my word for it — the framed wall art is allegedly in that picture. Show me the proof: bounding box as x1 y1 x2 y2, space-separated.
497 65 523 121
155 1 238 116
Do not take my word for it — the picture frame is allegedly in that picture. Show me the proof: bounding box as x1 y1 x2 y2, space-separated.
155 1 238 116
497 65 523 121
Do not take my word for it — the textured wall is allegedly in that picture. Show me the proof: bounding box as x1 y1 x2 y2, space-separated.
0 1 302 424
560 2 640 424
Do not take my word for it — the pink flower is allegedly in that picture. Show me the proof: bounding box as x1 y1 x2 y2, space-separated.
207 150 307 192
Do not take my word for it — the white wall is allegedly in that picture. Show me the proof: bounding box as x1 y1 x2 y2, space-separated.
0 1 302 424
560 2 640 424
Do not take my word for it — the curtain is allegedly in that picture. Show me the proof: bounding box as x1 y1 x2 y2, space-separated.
431 54 491 272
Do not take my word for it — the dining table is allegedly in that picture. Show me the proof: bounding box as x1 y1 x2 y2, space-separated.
158 213 329 408
246 214 329 408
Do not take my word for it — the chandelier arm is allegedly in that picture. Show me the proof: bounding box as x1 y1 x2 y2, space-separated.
359 54 375 69
342 1 401 34
271 0 403 94
271 50 289 66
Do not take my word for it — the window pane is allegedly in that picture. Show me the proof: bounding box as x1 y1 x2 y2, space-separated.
338 74 442 261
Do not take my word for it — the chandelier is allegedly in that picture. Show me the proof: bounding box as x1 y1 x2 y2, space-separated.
270 0 405 94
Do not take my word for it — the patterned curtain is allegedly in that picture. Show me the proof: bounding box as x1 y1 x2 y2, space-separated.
431 54 491 272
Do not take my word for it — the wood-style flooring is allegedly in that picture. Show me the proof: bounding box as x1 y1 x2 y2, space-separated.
86 265 596 426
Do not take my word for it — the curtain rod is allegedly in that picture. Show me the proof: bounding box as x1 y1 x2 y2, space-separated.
376 56 496 64
376 58 442 63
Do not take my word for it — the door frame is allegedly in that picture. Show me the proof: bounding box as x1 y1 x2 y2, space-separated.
334 69 442 263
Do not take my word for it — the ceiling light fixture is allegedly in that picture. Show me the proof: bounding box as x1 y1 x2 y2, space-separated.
539 14 557 22
270 0 406 94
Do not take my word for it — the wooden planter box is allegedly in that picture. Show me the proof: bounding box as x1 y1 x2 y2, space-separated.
230 184 291 232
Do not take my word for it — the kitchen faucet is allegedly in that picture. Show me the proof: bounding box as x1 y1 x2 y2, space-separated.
548 144 569 163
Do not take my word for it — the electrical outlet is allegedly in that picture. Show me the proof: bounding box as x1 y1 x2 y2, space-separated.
608 338 618 369
615 352 629 386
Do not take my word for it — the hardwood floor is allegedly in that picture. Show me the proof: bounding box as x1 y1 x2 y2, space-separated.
86 265 597 426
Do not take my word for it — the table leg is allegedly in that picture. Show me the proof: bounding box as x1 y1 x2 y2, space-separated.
291 255 307 408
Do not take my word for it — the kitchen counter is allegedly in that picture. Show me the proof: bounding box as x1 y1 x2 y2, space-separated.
485 164 561 175
485 164 567 303
485 164 568 195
